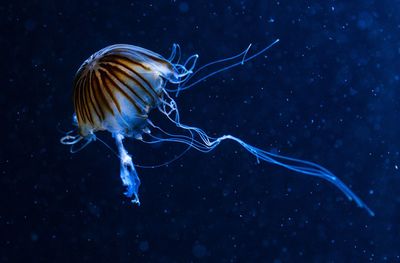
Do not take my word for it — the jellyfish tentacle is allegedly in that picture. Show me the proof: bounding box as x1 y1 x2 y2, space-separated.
168 43 179 62
114 133 141 205
143 125 375 216
170 54 199 85
168 46 249 93
60 131 95 153
131 120 194 169
133 142 192 169
150 95 375 216
166 38 280 95
220 135 375 217
60 134 83 145
70 136 94 153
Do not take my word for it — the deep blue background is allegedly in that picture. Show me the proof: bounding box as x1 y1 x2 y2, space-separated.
2 0 400 262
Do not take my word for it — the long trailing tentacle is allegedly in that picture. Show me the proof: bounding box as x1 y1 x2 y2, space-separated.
146 91 375 216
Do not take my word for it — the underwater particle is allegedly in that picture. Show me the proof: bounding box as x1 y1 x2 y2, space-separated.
192 243 207 258
179 2 189 13
138 240 149 252
24 19 36 31
31 232 38 241
357 11 374 30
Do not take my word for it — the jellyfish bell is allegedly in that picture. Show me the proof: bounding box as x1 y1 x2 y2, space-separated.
61 39 374 216
72 44 184 139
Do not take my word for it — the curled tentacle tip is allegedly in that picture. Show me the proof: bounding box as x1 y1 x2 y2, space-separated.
124 190 140 205
131 198 141 206
364 207 375 217
355 202 374 217
369 211 375 217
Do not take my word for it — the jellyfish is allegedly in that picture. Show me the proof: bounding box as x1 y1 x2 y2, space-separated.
60 39 374 216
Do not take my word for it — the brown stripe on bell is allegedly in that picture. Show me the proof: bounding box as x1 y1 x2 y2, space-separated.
72 44 180 138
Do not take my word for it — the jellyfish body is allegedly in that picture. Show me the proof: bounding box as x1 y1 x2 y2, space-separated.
61 40 374 216
64 44 190 203
73 44 179 138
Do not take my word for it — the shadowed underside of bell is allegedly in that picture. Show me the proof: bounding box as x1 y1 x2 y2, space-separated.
73 44 178 137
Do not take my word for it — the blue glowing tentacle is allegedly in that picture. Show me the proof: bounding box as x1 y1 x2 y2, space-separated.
168 43 179 62
134 144 192 169
143 127 374 216
60 134 83 145
133 120 195 169
60 131 95 153
221 135 375 216
170 54 199 85
154 96 375 216
144 122 217 153
166 38 280 95
114 133 141 205
175 44 251 91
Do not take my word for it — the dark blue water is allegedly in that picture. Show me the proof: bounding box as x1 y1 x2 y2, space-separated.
2 1 400 262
